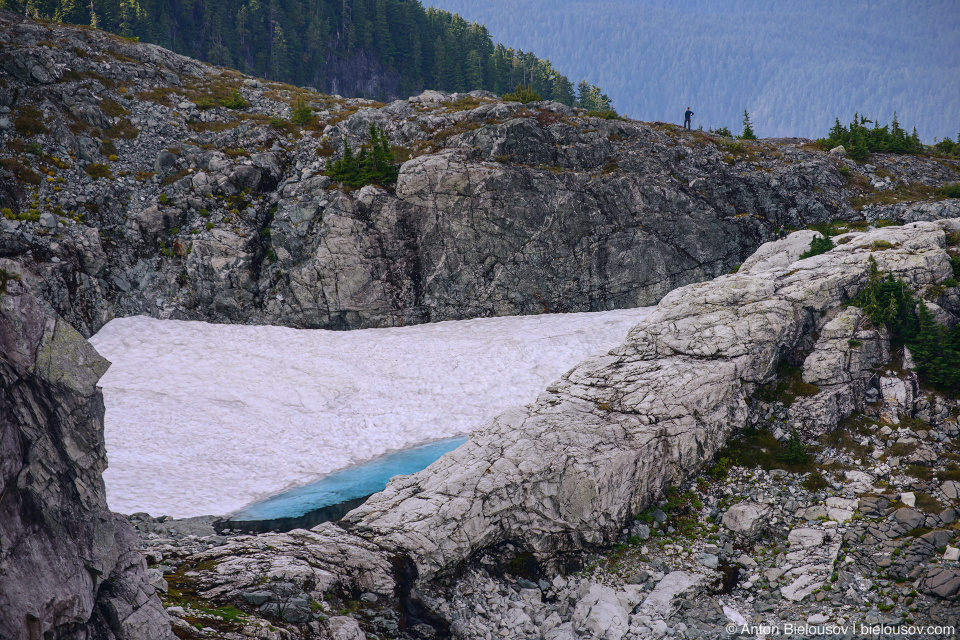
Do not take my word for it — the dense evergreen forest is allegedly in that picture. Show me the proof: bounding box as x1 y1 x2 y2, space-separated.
4 0 604 105
424 0 960 142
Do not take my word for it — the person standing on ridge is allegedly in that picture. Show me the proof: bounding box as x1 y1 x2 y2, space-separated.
684 107 694 130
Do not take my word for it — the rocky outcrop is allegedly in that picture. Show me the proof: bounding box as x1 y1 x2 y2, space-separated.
0 279 171 639
2 12 958 336
176 222 957 616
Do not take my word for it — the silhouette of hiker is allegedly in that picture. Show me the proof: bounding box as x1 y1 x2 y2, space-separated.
778 224 787 239
684 107 694 130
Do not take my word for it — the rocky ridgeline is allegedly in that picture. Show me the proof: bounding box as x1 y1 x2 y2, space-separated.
132 221 960 639
2 12 959 338
0 279 172 638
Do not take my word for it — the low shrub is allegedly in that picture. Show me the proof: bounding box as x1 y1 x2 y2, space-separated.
940 183 960 198
503 85 542 104
588 108 622 120
802 472 829 491
0 158 41 185
800 235 835 259
220 91 249 110
14 105 48 136
193 96 218 110
84 163 113 180
779 430 808 465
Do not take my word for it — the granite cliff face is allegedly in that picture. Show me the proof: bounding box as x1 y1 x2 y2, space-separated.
1 11 957 336
170 221 959 635
0 278 172 639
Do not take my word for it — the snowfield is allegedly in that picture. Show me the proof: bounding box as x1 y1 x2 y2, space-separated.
90 308 653 518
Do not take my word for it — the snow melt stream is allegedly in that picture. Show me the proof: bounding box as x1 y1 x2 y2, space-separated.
90 308 653 518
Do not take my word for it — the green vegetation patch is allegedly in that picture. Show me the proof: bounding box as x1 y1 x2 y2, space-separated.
219 91 249 110
817 113 923 161
851 257 960 392
802 471 829 491
84 163 113 180
14 105 48 136
443 95 486 111
820 414 873 457
503 85 542 104
712 427 817 474
850 183 940 210
325 124 399 188
99 97 129 117
290 94 313 124
0 158 42 185
634 486 705 541
106 118 139 139
587 108 622 120
753 362 820 407
940 183 960 198
800 234 835 259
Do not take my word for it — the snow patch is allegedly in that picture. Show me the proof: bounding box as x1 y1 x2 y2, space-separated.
91 308 654 517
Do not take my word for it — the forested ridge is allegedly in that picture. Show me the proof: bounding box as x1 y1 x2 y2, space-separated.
424 0 960 142
2 0 603 104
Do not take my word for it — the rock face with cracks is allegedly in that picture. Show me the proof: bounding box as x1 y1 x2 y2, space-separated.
0 279 172 639
186 221 957 604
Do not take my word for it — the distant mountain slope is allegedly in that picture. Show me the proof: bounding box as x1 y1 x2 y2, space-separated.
1 0 591 103
423 0 960 141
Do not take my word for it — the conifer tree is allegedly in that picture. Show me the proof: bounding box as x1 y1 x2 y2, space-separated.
269 22 289 80
464 50 482 90
8 0 588 107
849 124 869 161
740 109 757 140
432 35 446 90
829 117 846 141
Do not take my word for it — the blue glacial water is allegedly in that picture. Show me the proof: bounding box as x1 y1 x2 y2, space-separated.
228 436 468 522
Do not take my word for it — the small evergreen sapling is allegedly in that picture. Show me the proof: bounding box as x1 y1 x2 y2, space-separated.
779 430 808 465
291 94 313 125
740 109 757 140
800 234 834 259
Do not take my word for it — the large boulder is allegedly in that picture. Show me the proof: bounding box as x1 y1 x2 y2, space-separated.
721 501 771 539
0 279 172 639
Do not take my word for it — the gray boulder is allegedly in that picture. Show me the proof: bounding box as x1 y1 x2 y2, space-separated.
893 508 926 530
326 616 365 640
0 279 172 639
154 150 178 177
721 501 771 539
